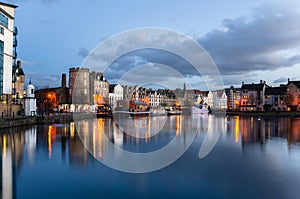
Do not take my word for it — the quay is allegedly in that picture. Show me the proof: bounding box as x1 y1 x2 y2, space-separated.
0 113 95 129
226 111 300 117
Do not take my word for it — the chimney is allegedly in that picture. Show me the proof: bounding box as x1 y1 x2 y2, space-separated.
288 78 290 83
62 73 66 88
260 80 262 84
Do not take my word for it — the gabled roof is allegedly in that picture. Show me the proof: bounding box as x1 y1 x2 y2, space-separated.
265 86 286 95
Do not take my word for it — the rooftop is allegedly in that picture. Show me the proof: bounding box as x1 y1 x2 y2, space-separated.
0 2 18 8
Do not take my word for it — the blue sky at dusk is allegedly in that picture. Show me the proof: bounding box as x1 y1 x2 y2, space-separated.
6 0 300 89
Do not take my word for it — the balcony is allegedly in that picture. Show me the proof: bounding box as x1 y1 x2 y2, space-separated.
13 26 18 36
13 37 17 47
13 50 17 59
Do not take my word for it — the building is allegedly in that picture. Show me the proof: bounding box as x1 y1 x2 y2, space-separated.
264 85 287 111
207 90 227 110
226 86 241 110
0 2 18 115
69 67 90 111
14 60 24 103
0 2 17 97
24 80 36 116
90 71 109 104
35 74 69 114
240 80 268 111
286 79 300 111
109 84 123 109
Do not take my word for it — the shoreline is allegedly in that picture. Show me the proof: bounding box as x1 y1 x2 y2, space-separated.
226 111 300 117
0 113 95 129
1 111 300 129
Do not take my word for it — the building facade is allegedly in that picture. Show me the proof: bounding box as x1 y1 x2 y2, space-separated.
0 2 17 98
226 86 241 110
109 84 123 109
286 80 300 111
240 80 268 111
90 71 109 104
264 86 287 111
207 90 227 110
69 67 90 105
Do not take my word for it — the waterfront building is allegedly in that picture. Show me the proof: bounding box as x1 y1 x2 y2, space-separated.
226 86 241 110
109 84 123 109
207 90 227 110
0 2 17 98
148 90 162 107
90 71 109 105
35 74 69 114
264 85 287 111
286 79 300 111
69 67 90 111
240 80 268 111
24 80 36 116
0 2 19 115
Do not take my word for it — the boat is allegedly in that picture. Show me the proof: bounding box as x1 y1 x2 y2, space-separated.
191 104 209 114
166 107 182 116
114 100 150 117
114 109 150 117
150 107 167 116
96 104 112 118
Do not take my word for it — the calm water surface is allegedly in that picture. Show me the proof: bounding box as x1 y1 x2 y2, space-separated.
1 115 300 199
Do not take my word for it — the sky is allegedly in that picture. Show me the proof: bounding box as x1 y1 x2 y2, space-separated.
5 0 300 90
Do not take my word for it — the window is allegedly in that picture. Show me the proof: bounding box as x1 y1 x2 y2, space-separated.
243 95 248 99
0 27 3 35
0 13 8 28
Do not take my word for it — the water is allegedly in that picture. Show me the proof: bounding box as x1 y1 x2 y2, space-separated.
1 115 300 199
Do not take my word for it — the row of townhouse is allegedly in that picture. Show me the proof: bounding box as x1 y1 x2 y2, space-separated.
198 78 300 112
236 79 300 111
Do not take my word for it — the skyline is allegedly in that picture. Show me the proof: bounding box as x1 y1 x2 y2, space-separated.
6 0 300 89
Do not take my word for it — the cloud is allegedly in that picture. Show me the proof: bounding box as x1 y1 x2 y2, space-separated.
19 59 39 67
26 71 61 89
273 77 288 84
199 4 300 76
77 47 89 58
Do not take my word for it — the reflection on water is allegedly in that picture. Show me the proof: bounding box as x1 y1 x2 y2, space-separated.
224 116 300 147
0 116 300 198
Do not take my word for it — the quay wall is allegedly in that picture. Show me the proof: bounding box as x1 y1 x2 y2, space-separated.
0 113 95 129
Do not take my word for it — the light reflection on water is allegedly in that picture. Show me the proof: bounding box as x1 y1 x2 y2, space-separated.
1 116 300 199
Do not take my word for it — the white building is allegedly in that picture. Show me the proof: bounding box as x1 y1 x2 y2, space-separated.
207 90 227 110
109 84 123 108
0 2 17 98
148 90 163 107
25 81 36 116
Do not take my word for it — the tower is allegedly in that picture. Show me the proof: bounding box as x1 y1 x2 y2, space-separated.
24 79 36 116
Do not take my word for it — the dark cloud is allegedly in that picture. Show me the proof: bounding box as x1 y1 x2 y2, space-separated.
103 49 200 83
199 5 300 75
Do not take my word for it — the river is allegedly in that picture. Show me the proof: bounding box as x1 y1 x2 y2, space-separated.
1 115 300 199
